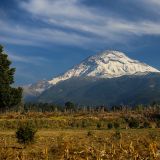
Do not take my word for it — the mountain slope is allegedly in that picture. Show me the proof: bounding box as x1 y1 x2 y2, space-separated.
24 50 160 105
23 80 51 101
38 73 160 106
48 51 159 85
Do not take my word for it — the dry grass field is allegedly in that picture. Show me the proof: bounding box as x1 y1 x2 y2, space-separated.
0 110 160 159
1 129 160 159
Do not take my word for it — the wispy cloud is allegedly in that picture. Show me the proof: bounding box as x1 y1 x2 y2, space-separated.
1 0 160 47
0 19 91 47
5 51 53 84
20 0 96 21
145 0 160 6
18 0 160 42
7 51 50 66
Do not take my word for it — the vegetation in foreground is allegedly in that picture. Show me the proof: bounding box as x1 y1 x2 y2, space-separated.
0 126 160 159
0 106 160 159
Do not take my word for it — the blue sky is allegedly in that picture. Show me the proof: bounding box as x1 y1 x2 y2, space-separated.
1 0 160 85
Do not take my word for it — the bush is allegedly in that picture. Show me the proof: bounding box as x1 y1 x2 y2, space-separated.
128 118 139 129
156 120 160 128
113 122 120 129
16 122 37 144
87 130 94 137
148 131 158 141
143 121 151 128
81 120 88 128
97 122 101 129
112 130 122 140
107 123 113 129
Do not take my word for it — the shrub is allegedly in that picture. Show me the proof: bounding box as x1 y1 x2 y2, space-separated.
76 123 79 128
143 121 151 128
112 130 122 140
113 122 120 129
81 120 88 128
70 122 75 128
128 118 139 129
107 123 113 129
16 122 37 144
156 120 160 128
87 130 94 137
148 131 158 141
96 122 101 129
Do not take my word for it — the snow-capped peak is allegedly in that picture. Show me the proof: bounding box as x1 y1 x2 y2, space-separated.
48 50 160 85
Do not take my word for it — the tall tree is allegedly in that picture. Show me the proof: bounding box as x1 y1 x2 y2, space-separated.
0 45 22 110
65 101 76 111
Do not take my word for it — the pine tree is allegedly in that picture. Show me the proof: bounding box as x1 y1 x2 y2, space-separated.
0 45 22 110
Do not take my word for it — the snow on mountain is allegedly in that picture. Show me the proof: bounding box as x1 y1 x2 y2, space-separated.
24 50 160 96
23 80 51 96
48 50 160 85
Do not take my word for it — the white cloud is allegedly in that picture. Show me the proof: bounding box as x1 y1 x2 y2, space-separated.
1 0 160 47
146 0 160 5
19 0 160 36
7 51 50 66
107 20 160 35
20 0 96 21
0 19 92 47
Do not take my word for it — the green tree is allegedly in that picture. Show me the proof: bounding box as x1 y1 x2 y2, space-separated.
65 101 75 111
0 45 22 110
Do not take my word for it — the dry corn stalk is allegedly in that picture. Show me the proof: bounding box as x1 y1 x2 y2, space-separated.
149 142 157 158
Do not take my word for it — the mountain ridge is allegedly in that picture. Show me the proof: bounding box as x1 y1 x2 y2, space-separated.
23 50 160 104
37 73 160 106
48 50 159 85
